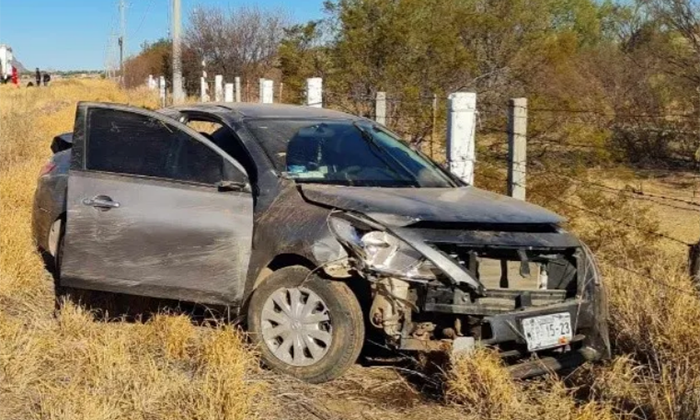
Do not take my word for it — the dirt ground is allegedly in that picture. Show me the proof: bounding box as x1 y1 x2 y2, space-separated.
262 365 470 420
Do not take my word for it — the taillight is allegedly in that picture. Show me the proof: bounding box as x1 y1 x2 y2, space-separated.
39 161 56 177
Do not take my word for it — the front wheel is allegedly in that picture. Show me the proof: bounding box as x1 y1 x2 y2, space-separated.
247 266 364 383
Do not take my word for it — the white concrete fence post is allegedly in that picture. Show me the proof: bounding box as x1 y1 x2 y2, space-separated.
224 83 234 103
148 74 157 90
507 98 528 201
258 78 264 102
375 91 386 125
446 92 477 185
306 77 323 108
201 60 208 102
159 76 166 107
214 75 224 102
200 77 208 102
234 77 241 102
261 79 274 104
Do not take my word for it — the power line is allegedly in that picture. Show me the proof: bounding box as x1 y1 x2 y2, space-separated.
134 0 156 36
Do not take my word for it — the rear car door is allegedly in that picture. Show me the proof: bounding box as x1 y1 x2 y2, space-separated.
60 102 253 305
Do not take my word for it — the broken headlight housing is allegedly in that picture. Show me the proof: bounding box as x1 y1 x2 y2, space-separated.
329 216 437 281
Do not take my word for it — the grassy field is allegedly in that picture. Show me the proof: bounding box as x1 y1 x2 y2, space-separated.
0 81 268 420
2 79 700 420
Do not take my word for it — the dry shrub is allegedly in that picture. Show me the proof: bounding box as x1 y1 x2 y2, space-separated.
446 349 521 419
145 314 197 360
547 174 700 419
0 302 266 420
461 166 700 419
589 259 700 420
527 380 616 420
446 349 615 420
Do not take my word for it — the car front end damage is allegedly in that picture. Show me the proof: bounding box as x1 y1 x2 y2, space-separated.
326 211 610 378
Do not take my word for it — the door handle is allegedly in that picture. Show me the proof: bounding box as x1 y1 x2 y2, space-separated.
83 195 120 210
216 180 248 192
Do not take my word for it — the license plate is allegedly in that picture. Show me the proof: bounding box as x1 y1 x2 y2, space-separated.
521 313 572 351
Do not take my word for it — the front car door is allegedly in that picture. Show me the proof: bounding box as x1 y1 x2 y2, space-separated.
60 102 253 305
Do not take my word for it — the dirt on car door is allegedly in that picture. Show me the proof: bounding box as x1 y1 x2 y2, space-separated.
60 102 254 305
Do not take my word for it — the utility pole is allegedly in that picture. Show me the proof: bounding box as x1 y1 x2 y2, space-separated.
106 29 118 80
171 0 184 104
118 0 126 87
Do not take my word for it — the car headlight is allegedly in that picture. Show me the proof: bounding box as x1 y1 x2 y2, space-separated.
329 216 436 280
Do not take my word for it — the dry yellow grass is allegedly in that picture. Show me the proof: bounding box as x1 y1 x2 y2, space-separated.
446 349 523 419
445 349 618 420
3 79 700 420
0 80 267 420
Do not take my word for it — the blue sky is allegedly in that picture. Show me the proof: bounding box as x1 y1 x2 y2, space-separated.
0 0 326 71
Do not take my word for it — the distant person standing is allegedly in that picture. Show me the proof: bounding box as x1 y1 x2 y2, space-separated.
11 66 18 87
43 72 51 86
35 67 41 86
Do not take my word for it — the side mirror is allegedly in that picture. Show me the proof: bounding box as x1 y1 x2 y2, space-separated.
220 157 251 192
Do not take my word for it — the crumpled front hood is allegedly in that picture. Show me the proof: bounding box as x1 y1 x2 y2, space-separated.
299 185 564 226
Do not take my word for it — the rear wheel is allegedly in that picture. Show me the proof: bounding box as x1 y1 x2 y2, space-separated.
247 266 364 383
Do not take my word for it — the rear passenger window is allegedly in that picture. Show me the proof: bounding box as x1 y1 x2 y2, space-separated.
86 108 225 185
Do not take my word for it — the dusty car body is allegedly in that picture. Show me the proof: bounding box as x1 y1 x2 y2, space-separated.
33 102 610 382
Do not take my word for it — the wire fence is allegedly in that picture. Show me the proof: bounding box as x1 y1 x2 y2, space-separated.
174 80 700 293
306 91 700 225
184 80 700 222
476 165 695 247
314 89 700 293
475 166 700 297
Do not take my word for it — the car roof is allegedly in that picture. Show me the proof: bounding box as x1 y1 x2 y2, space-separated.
163 102 360 121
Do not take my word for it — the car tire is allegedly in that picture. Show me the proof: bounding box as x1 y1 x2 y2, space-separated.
247 265 364 383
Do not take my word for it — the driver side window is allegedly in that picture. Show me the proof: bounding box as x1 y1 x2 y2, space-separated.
170 135 227 185
86 108 240 186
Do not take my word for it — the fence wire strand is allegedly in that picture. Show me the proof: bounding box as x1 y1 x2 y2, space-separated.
476 166 694 247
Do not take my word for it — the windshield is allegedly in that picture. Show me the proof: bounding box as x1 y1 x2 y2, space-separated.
245 119 457 188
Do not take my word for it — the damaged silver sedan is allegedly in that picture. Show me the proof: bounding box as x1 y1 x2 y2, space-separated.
32 102 610 383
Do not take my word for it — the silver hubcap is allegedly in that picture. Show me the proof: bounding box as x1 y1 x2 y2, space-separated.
261 287 333 366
